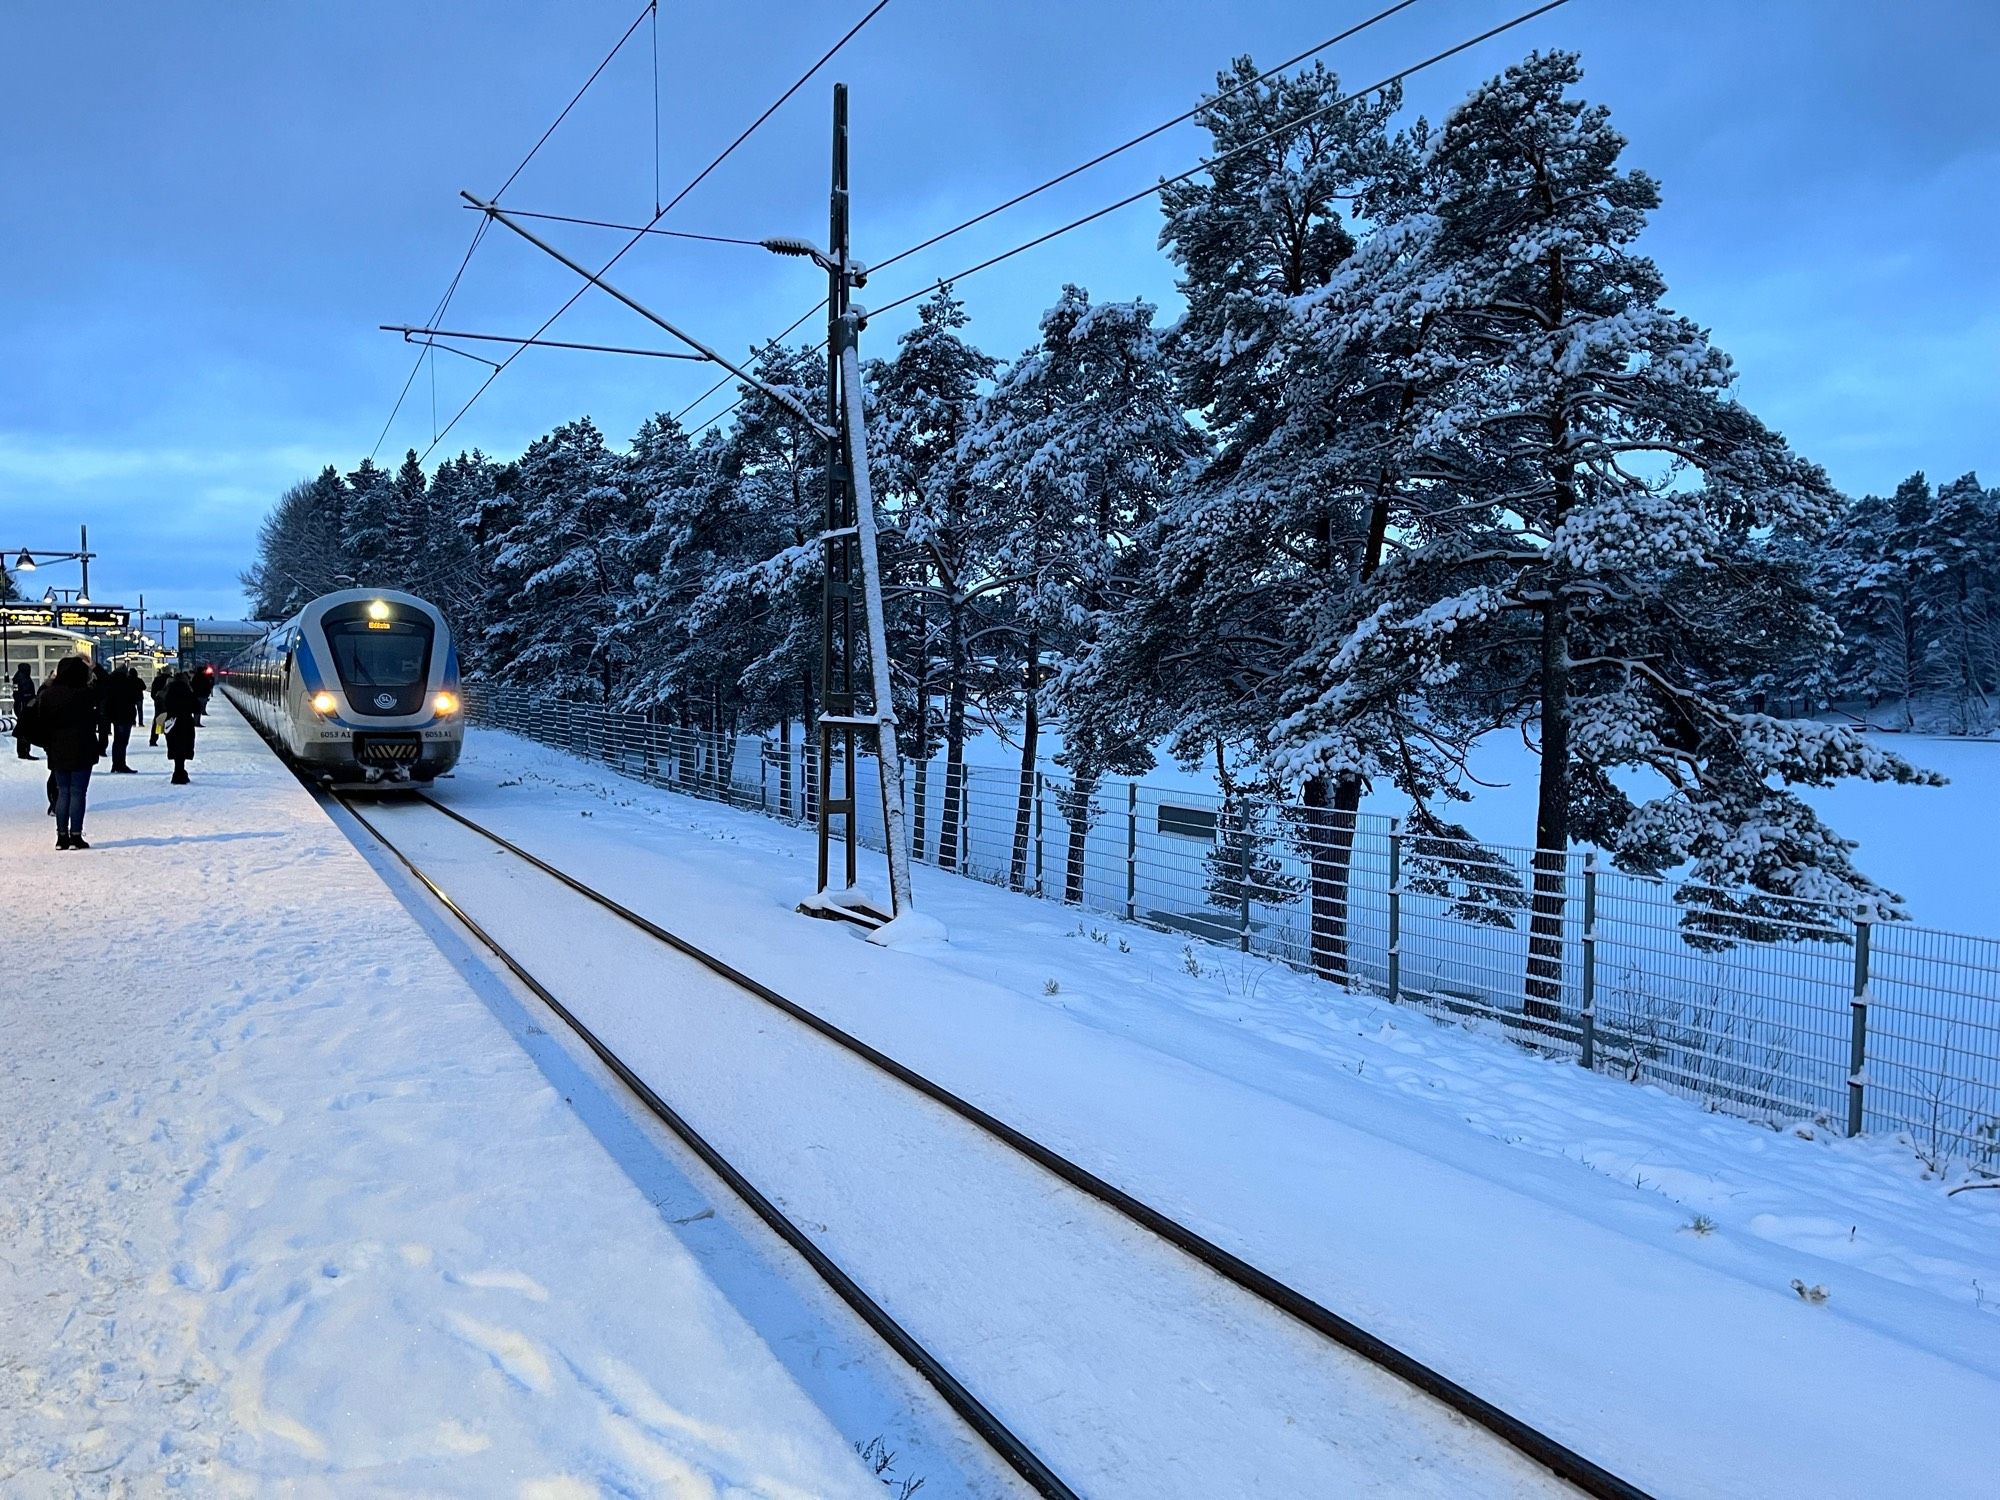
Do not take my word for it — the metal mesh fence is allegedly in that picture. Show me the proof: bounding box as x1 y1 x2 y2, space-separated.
463 690 2000 1171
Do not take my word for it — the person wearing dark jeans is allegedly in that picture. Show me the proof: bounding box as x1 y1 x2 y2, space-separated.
10 663 36 760
108 666 144 772
163 672 199 786
31 656 102 849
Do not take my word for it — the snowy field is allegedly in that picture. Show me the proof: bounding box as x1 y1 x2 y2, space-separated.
434 724 2000 1499
948 723 1997 934
0 702 1015 1496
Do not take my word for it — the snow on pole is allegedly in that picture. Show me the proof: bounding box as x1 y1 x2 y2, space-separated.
839 333 926 937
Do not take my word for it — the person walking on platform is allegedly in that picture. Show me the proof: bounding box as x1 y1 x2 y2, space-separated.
10 663 36 761
90 662 113 759
148 666 172 746
193 664 215 723
32 656 102 850
107 667 144 773
162 671 199 786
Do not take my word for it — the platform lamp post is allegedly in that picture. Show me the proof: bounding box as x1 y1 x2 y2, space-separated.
8 526 98 679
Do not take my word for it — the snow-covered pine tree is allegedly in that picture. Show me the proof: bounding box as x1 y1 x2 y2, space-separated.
387 448 432 597
419 451 493 656
487 418 637 701
660 346 831 796
1347 51 1938 1000
965 285 1207 896
340 458 396 587
1912 472 2000 732
244 466 351 616
1073 57 1405 970
867 287 998 863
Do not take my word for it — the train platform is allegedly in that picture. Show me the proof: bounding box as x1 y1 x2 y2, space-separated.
0 700 1012 1495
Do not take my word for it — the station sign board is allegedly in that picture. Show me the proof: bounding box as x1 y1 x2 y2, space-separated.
0 603 131 630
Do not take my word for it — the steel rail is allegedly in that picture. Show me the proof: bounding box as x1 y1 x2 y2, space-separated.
325 789 1077 1500
402 790 1649 1500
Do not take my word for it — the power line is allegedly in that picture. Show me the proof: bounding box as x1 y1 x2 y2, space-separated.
437 0 1565 451
370 0 658 459
870 0 1429 280
669 0 1434 431
869 0 1574 322
417 0 896 465
462 205 767 247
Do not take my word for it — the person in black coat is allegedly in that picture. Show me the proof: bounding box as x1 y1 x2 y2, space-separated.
10 662 35 761
107 666 145 773
163 671 199 785
32 655 102 849
90 662 113 758
148 667 172 746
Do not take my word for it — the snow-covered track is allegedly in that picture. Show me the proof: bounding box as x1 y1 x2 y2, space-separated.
349 789 1648 1500
326 787 1074 1500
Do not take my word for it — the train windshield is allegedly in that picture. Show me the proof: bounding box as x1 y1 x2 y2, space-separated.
321 604 434 715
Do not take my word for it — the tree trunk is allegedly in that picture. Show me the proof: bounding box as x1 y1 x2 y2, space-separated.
1011 632 1039 891
1302 774 1363 983
778 710 793 819
1062 773 1096 906
939 598 968 872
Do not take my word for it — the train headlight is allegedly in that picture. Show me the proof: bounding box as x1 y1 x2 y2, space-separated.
367 599 390 621
433 690 460 716
310 691 338 715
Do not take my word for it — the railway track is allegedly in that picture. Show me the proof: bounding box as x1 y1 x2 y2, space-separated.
327 785 1653 1500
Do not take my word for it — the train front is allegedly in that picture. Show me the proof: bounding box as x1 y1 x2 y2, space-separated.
296 591 463 785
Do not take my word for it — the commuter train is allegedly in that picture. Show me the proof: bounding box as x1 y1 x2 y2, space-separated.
222 588 463 787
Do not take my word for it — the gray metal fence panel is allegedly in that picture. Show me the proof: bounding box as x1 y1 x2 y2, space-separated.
461 688 2000 1171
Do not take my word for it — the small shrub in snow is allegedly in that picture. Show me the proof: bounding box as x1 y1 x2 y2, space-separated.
1118 937 1131 953
1683 1214 1717 1236
1043 978 1061 996
1790 1279 1829 1305
1182 944 1204 979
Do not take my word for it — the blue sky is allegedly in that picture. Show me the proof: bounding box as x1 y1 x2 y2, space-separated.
3 0 1995 620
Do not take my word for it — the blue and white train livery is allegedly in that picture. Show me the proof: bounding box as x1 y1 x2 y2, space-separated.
224 588 463 786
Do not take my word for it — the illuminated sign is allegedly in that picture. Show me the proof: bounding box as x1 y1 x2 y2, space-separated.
0 604 131 630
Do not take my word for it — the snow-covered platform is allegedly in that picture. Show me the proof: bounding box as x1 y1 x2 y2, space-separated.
432 725 2000 1500
0 701 1010 1495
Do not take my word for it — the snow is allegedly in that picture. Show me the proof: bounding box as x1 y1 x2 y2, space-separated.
361 798 1565 1497
441 724 2000 1500
0 701 1014 1497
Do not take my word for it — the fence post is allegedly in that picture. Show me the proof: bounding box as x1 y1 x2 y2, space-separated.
1033 772 1045 897
1237 811 1252 952
1580 853 1598 1070
1125 781 1138 922
760 747 769 813
1848 913 1871 1137
1386 818 1402 1005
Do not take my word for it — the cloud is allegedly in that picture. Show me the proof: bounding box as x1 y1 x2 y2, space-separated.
0 433 328 489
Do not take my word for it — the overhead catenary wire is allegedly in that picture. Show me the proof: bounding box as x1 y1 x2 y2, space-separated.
461 206 769 247
370 0 658 459
621 0 1435 430
678 0 1569 438
415 0 896 465
867 0 1574 322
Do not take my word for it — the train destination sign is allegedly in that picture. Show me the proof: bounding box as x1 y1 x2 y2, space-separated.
0 603 132 630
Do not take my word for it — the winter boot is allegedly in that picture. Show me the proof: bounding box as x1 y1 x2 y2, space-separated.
56 832 72 850
70 835 90 850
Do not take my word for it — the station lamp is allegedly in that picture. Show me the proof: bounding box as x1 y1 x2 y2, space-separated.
13 551 34 572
